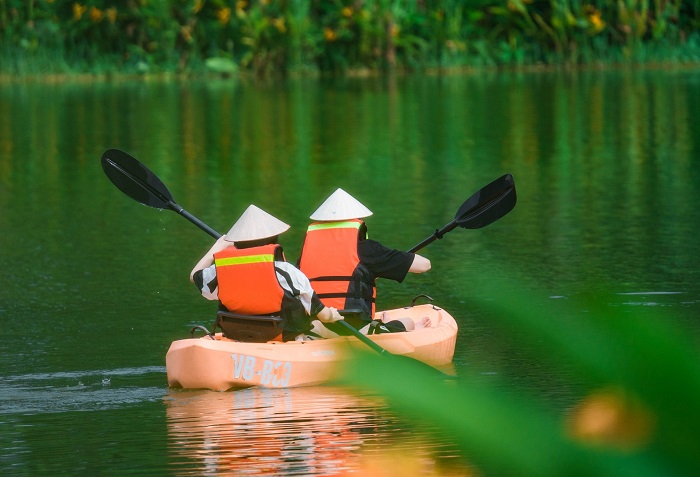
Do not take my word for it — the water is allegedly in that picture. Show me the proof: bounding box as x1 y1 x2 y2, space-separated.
1 69 699 475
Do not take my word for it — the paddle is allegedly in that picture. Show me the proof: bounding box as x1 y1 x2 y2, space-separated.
101 149 509 378
408 173 516 253
335 173 515 372
334 313 390 355
101 148 221 239
101 149 415 356
334 314 455 379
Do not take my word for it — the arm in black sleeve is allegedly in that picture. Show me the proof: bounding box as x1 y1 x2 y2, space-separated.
358 239 414 282
309 293 326 317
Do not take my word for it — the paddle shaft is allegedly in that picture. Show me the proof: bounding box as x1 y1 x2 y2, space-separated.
176 207 221 239
407 220 458 253
337 320 388 355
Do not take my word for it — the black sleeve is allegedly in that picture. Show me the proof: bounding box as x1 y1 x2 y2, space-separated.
192 269 204 290
309 293 326 316
192 269 217 294
358 239 414 282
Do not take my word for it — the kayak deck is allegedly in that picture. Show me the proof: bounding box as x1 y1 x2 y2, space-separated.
166 303 458 391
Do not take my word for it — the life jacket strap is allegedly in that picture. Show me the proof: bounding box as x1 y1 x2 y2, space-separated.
309 275 354 282
316 292 375 303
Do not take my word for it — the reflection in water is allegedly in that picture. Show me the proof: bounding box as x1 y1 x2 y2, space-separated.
2 70 699 476
165 386 472 476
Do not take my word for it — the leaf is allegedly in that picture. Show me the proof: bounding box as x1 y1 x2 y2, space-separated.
205 57 238 74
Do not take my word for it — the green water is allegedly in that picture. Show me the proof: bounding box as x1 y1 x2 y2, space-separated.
1 70 699 475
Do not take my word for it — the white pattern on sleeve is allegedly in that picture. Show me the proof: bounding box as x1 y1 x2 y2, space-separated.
275 261 315 314
199 264 219 300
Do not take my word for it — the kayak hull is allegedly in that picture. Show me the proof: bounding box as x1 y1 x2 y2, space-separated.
166 303 458 391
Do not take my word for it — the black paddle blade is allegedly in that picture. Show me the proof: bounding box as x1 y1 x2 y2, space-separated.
454 173 516 229
101 149 176 210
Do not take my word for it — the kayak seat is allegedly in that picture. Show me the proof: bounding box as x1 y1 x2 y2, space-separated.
214 310 284 343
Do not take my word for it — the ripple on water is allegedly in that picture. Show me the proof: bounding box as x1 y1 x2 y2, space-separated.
0 366 167 415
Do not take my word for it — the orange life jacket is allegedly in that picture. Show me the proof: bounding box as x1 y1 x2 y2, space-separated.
214 244 286 315
298 219 376 318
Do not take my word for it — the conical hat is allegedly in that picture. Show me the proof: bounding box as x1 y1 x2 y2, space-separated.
224 205 290 242
309 188 373 221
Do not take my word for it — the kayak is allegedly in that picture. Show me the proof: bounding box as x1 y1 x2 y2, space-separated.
166 303 458 391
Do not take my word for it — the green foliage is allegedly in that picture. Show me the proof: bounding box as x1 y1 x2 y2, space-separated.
0 0 699 76
338 276 700 476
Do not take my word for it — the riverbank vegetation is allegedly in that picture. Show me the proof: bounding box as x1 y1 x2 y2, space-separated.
2 0 699 78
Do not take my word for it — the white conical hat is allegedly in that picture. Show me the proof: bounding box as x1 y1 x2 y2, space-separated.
224 205 290 242
309 188 373 221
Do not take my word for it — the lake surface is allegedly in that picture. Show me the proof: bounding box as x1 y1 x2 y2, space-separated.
2 69 699 475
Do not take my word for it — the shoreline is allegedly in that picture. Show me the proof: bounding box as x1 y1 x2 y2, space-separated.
2 60 700 85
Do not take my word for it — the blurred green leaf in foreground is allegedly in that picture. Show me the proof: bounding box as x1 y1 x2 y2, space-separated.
339 277 700 477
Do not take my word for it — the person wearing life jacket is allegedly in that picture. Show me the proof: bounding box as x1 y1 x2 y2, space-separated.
297 189 431 336
190 204 342 341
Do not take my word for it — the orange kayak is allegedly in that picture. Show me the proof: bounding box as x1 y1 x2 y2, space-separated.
166 303 458 391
